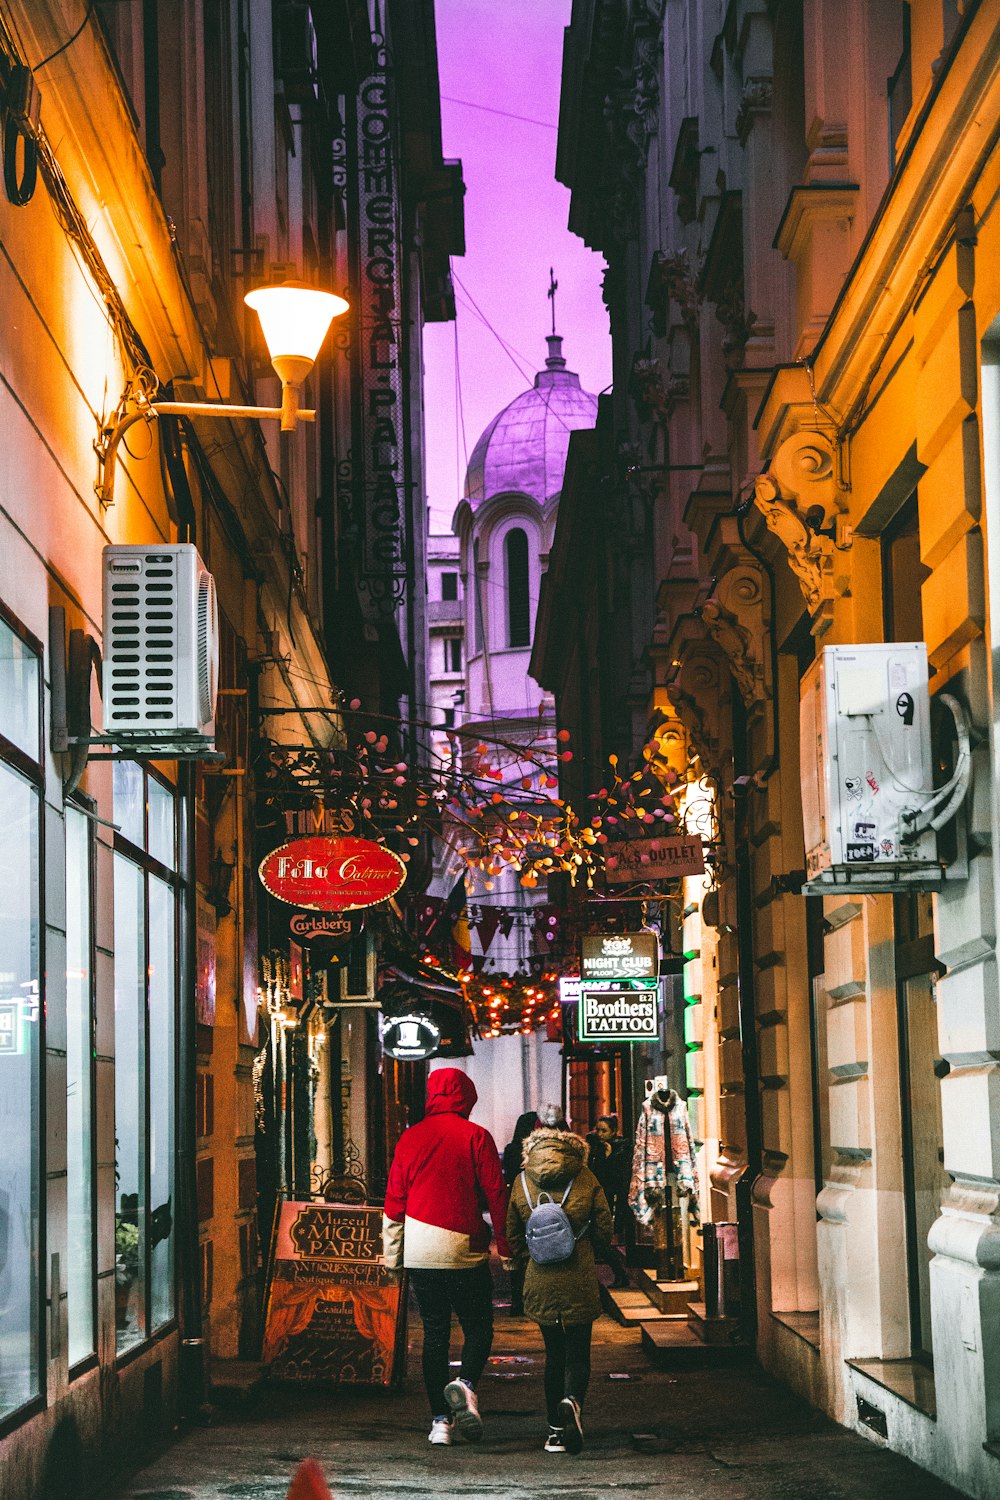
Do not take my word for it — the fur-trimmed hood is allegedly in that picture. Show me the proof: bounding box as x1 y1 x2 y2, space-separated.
521 1127 589 1188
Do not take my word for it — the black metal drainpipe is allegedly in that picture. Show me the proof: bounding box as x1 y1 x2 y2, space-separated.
732 693 763 1347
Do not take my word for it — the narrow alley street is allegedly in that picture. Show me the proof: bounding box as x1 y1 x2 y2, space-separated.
105 1312 961 1500
5 4 1000 1499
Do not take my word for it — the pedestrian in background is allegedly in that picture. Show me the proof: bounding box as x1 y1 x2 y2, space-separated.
382 1068 510 1447
586 1114 630 1288
506 1127 614 1455
502 1102 569 1314
502 1101 568 1185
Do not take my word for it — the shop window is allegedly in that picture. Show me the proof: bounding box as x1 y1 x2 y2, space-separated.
0 612 41 761
0 610 42 1425
66 805 96 1370
942 0 962 48
113 764 181 1355
441 571 458 602
882 494 927 643
148 875 176 1329
444 636 463 673
505 528 530 648
882 497 943 1361
887 4 912 171
895 892 946 1361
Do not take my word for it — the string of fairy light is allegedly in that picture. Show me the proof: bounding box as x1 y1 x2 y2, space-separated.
465 975 561 1040
257 696 712 1036
259 704 688 880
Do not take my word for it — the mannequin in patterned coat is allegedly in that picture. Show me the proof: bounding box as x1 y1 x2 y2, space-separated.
627 1083 698 1227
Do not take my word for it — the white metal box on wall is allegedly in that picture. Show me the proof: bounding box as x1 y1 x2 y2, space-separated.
102 543 219 746
800 642 941 893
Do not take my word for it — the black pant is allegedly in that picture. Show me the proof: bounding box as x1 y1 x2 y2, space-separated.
410 1263 494 1416
540 1321 593 1426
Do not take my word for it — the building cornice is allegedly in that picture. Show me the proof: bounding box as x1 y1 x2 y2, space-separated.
807 2 1000 431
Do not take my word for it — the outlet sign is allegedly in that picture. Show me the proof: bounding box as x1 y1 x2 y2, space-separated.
604 835 704 884
578 979 659 1042
581 932 658 981
259 837 406 911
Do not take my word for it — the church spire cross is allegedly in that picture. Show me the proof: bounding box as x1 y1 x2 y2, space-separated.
544 268 566 371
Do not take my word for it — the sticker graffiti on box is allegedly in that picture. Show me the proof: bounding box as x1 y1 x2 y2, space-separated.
263 1201 406 1386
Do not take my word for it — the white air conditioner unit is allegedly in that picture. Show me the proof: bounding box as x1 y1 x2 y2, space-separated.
102 544 219 751
800 642 950 894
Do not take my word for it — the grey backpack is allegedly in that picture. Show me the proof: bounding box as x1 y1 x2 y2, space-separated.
520 1171 589 1265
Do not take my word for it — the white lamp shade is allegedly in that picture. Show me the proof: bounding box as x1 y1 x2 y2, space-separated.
244 282 349 369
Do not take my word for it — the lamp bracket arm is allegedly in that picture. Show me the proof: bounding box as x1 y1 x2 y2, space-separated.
95 397 316 507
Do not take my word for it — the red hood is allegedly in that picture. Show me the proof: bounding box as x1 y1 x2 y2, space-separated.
425 1067 477 1117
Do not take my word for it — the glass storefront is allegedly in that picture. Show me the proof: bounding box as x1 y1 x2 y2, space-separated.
66 806 95 1369
114 854 147 1352
113 764 180 1355
0 614 42 1424
148 875 176 1331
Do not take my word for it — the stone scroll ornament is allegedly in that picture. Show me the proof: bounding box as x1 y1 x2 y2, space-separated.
752 429 850 634
699 564 768 711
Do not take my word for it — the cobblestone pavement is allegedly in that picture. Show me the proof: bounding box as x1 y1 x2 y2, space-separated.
104 1316 963 1500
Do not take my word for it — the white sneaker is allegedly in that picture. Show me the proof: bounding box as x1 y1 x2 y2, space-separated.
428 1417 453 1446
544 1427 566 1453
558 1396 583 1453
443 1378 484 1441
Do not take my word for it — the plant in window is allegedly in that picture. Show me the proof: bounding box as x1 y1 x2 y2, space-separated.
115 1219 139 1285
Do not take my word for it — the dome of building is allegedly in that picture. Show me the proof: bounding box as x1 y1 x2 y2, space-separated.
463 335 598 507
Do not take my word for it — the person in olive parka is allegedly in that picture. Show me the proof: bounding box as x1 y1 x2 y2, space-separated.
506 1127 614 1455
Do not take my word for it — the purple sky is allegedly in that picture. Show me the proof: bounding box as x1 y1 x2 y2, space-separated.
423 0 612 536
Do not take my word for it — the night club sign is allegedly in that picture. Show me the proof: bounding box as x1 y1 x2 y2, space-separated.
259 836 406 911
355 44 408 613
581 932 659 981
578 979 660 1043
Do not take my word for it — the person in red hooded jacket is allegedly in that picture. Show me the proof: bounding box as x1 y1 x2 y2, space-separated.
382 1067 510 1447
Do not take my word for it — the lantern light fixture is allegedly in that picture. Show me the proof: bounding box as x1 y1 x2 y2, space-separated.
244 281 348 428
96 279 349 506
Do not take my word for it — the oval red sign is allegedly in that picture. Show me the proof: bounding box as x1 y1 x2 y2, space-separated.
258 836 406 911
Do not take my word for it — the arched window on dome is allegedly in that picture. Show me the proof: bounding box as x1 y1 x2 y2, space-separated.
505 528 531 648
472 538 485 653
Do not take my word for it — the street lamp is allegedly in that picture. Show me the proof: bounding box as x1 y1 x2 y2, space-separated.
96 280 349 506
244 281 350 430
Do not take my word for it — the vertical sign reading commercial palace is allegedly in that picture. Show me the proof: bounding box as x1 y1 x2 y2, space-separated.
353 37 408 614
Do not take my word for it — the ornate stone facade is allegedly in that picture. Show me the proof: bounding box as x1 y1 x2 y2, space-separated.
554 5 1000 1494
753 429 850 634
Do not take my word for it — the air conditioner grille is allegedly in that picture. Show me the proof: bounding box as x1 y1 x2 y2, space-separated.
103 544 219 746
197 571 218 725
105 553 178 726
